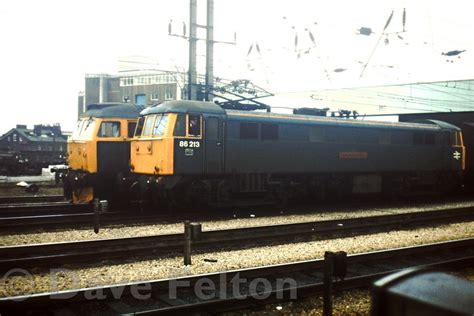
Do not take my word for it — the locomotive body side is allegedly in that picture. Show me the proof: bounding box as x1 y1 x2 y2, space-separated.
400 111 472 189
131 100 464 208
224 113 450 173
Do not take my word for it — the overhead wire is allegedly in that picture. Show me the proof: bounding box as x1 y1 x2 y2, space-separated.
273 79 474 113
317 92 469 111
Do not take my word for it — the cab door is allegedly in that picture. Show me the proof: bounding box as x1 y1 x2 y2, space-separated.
204 116 224 174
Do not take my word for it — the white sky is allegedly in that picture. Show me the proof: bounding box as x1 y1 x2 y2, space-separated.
1 0 473 132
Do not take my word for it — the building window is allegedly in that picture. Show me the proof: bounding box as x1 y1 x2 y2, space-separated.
240 123 258 139
12 134 17 142
165 89 173 100
150 93 159 100
7 136 10 142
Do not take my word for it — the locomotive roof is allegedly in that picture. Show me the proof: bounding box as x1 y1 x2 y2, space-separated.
81 103 144 119
226 110 451 131
413 119 461 131
139 100 459 132
141 100 226 116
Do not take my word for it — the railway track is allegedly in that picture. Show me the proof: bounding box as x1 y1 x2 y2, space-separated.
0 211 192 232
0 206 473 271
0 201 90 218
1 238 472 315
2 195 474 232
0 195 65 205
0 201 233 231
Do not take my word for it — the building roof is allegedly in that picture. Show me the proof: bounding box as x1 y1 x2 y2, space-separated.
141 100 226 116
82 103 144 119
0 125 67 143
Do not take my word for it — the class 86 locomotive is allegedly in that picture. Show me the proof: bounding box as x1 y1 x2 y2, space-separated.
64 103 143 204
130 100 465 208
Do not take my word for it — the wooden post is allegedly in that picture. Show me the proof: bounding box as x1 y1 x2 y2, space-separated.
93 198 100 234
323 251 334 316
184 221 192 265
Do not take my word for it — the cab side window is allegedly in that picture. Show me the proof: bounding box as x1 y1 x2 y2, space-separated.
188 114 201 137
134 117 145 137
455 132 463 146
261 123 278 140
153 114 169 136
128 121 137 138
98 121 121 137
240 123 258 139
206 117 219 140
142 115 156 137
173 114 186 136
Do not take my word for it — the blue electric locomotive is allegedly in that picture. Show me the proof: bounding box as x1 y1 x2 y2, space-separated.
130 100 465 207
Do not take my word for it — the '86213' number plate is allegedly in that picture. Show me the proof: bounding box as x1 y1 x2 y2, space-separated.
179 140 200 148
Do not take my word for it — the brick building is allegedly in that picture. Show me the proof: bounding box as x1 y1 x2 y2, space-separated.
0 124 67 166
80 70 184 117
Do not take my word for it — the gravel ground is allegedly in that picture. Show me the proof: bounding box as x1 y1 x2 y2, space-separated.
234 267 474 316
224 289 372 316
0 182 62 197
1 200 474 246
0 168 58 184
0 221 473 298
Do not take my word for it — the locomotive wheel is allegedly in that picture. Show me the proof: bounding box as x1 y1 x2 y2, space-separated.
182 180 210 207
217 180 232 202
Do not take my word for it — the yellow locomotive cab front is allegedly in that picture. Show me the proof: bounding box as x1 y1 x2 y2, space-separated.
130 114 177 175
66 118 97 203
68 118 98 172
64 103 142 205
